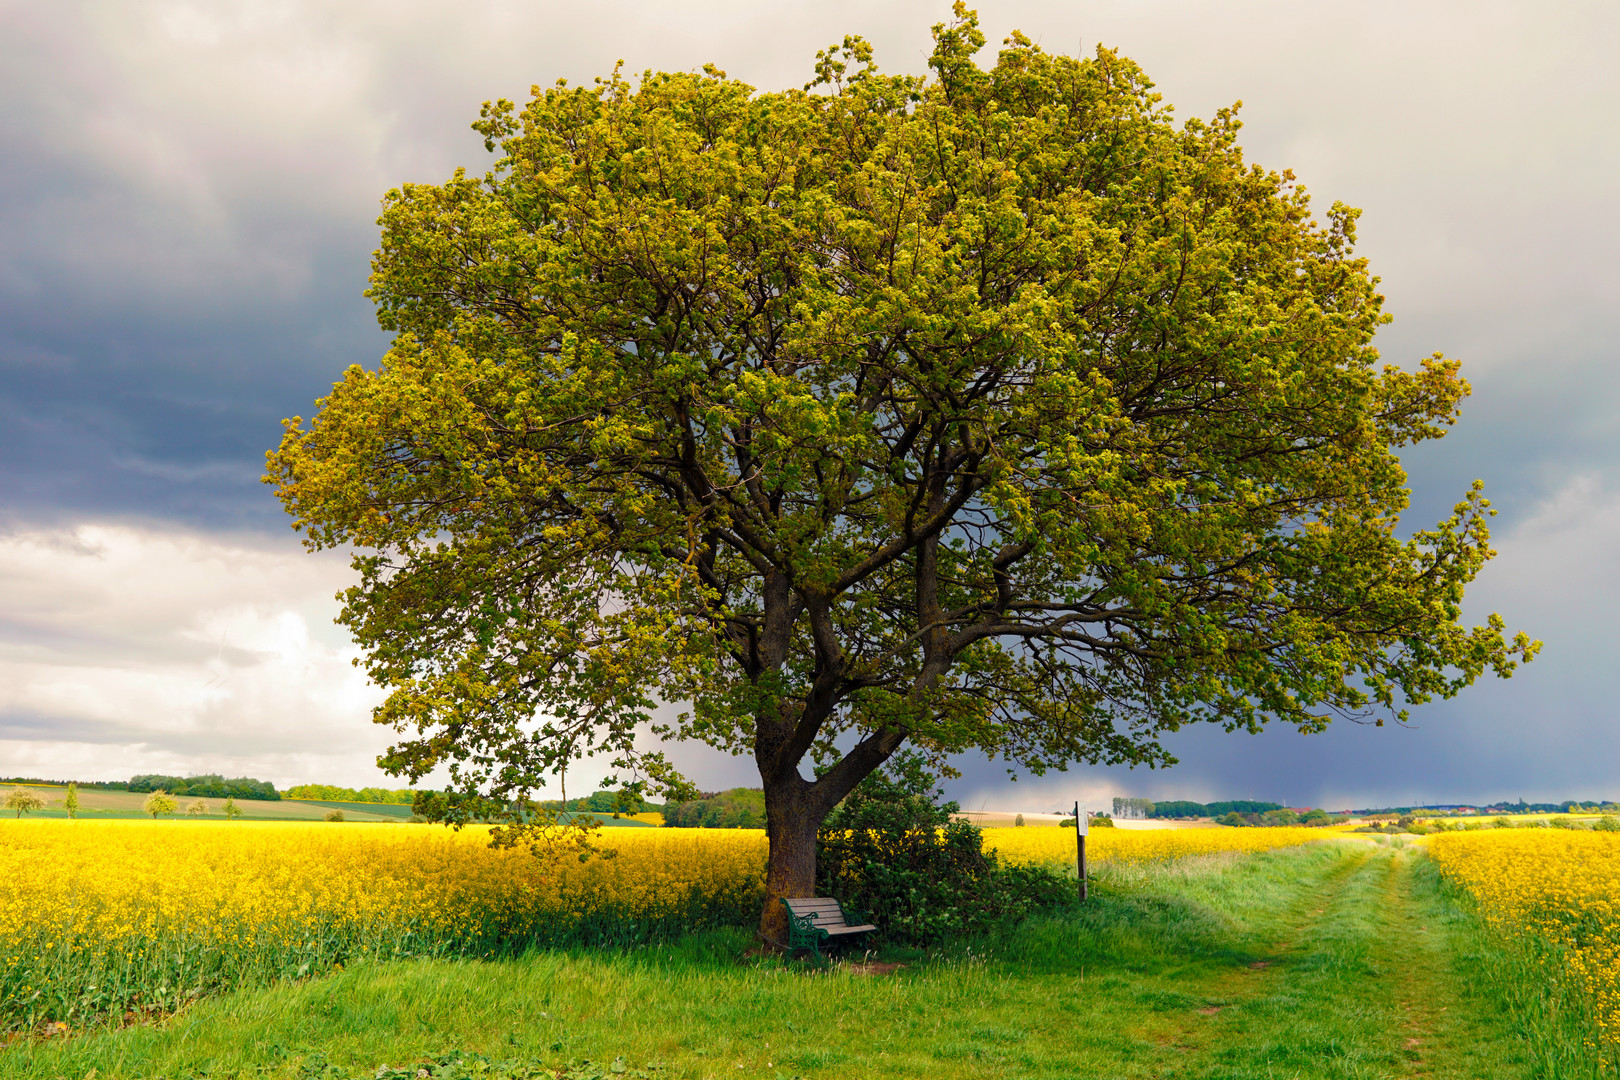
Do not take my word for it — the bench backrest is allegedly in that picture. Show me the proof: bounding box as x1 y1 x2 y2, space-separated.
783 897 849 928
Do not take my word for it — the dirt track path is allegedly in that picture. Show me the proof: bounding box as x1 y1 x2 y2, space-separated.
1147 841 1529 1079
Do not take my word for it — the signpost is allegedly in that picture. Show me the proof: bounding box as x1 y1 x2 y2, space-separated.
1075 800 1088 902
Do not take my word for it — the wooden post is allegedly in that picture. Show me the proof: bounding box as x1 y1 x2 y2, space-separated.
1075 800 1088 902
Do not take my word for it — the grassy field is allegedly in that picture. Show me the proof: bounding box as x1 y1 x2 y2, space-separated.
3 784 407 822
4 838 1607 1080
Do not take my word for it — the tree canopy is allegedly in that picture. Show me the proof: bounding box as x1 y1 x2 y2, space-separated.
268 6 1535 942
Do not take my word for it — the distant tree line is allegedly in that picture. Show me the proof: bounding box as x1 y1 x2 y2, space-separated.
1355 799 1618 816
0 777 128 791
285 784 416 804
1219 807 1341 827
127 775 279 800
535 790 662 815
1113 797 1155 819
662 788 765 829
1138 800 1285 819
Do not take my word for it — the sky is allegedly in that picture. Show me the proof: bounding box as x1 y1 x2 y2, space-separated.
2 0 1616 811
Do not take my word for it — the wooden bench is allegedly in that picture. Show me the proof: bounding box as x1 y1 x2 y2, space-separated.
781 897 876 960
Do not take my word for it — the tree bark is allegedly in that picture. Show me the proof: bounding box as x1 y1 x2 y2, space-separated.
756 775 820 949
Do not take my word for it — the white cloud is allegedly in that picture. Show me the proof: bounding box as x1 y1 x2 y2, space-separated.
0 523 393 786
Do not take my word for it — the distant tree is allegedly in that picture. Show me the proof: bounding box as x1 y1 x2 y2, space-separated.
142 790 178 819
4 785 45 819
223 796 243 820
1300 808 1329 826
324 809 346 822
1595 815 1619 833
63 782 80 819
186 798 210 816
1014 813 1025 827
1217 811 1251 827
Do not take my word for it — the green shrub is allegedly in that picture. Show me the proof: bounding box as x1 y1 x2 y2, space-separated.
325 809 345 822
816 755 1069 946
1594 814 1620 833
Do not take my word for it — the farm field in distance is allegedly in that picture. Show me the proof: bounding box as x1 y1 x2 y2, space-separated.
1 783 407 822
2 783 664 826
3 819 1617 1078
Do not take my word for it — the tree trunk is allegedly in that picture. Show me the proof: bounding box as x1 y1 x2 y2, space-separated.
756 777 821 949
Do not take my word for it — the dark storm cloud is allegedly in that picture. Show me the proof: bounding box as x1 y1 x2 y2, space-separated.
1 0 1616 802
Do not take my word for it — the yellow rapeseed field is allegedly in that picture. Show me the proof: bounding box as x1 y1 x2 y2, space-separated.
1429 830 1620 1054
983 825 1332 867
2 817 1331 1035
0 820 765 1033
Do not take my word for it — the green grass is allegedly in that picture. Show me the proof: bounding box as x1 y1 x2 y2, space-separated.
3 841 1603 1079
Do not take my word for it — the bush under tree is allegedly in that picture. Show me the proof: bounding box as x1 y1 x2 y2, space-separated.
815 755 1068 947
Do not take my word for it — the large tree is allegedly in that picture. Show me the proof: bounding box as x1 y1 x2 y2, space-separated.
269 7 1536 947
